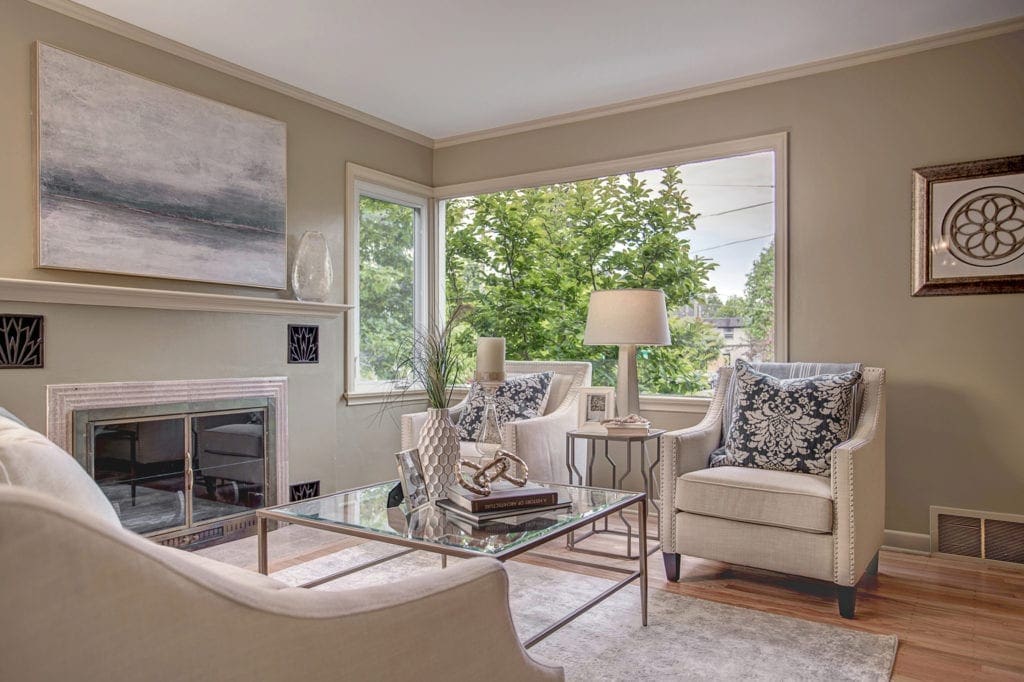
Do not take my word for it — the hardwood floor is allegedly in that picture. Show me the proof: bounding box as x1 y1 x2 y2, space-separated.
199 515 1024 681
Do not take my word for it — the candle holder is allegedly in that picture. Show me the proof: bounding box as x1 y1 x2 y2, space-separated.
474 376 504 459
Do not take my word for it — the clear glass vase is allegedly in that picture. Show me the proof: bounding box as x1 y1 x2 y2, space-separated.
292 231 333 302
475 386 503 459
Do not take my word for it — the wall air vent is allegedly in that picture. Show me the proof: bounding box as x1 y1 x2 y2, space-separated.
931 506 1024 568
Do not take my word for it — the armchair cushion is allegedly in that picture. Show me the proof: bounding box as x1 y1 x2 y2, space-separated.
456 372 553 440
711 360 862 476
676 466 833 534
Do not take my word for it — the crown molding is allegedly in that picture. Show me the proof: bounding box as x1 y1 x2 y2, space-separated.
25 0 434 149
432 16 1024 149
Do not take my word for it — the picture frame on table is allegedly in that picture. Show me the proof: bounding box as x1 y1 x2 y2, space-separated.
395 448 431 511
912 154 1024 296
577 387 616 432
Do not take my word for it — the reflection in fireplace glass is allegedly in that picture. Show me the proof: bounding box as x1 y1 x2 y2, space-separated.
191 411 266 524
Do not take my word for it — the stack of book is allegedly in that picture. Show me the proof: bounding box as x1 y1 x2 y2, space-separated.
437 481 570 527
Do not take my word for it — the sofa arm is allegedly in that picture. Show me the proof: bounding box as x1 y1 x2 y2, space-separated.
658 368 730 553
0 487 563 682
504 398 580 483
831 368 886 587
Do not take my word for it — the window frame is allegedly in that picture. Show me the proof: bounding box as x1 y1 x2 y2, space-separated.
432 132 788 412
344 163 435 404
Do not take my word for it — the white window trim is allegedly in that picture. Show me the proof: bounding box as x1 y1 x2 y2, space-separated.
344 163 435 404
433 132 789 409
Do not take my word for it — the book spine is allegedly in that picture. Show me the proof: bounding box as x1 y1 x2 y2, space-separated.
471 493 557 513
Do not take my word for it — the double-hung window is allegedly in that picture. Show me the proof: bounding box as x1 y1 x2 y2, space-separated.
345 165 431 400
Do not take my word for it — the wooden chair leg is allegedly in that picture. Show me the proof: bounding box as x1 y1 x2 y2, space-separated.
837 585 856 619
865 551 879 575
663 552 681 582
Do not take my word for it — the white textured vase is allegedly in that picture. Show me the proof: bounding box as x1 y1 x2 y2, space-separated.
292 231 333 302
418 408 460 500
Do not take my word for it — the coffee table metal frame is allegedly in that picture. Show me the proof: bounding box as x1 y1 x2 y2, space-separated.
564 429 664 560
256 480 647 649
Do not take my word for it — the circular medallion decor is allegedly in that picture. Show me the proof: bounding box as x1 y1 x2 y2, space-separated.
942 186 1024 267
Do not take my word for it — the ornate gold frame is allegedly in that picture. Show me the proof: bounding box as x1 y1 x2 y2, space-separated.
912 155 1024 296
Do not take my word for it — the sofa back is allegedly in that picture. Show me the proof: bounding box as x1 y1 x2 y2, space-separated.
0 415 121 528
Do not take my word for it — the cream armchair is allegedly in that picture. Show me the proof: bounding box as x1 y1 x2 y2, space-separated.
401 361 592 483
0 415 562 681
659 363 886 619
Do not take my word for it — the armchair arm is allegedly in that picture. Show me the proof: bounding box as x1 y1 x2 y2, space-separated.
503 396 581 483
400 398 469 450
831 367 886 587
658 367 730 553
0 487 562 681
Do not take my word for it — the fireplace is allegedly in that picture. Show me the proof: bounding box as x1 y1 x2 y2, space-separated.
47 378 287 550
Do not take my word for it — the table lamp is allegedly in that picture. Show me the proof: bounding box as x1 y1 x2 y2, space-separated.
474 337 506 458
583 289 671 417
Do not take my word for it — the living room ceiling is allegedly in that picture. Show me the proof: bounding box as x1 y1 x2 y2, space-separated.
73 0 1024 141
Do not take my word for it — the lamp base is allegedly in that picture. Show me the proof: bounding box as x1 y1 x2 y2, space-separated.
616 344 640 417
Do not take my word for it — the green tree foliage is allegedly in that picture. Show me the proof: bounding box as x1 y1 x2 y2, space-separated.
739 243 775 358
445 168 724 394
358 196 416 381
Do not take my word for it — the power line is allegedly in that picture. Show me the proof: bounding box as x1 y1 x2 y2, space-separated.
699 201 773 218
695 233 773 253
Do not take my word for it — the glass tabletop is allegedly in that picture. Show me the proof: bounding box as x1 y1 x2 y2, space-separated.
264 481 643 558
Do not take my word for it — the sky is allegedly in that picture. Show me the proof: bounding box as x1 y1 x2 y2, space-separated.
637 151 775 299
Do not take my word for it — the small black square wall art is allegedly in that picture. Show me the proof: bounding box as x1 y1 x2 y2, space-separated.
0 315 44 368
288 324 319 364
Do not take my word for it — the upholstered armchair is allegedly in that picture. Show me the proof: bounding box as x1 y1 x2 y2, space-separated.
402 360 592 483
659 363 886 618
0 415 562 681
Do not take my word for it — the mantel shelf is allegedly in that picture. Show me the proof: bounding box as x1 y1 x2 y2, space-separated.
0 277 351 317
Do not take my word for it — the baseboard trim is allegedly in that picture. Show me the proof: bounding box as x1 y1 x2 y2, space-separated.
882 529 931 555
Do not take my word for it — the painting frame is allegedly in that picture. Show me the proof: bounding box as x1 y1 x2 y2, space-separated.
577 387 616 431
395 448 431 511
34 42 288 289
912 154 1024 296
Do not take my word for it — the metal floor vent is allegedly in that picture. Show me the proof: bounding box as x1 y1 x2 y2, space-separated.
931 506 1024 567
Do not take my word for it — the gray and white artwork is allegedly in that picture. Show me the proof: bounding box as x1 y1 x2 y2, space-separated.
36 43 287 288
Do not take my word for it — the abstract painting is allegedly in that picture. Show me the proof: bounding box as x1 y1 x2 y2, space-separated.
36 43 287 288
913 155 1024 296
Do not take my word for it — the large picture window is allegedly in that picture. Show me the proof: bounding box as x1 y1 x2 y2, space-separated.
440 144 782 397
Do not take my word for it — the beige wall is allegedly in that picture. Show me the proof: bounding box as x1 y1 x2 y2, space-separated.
0 0 431 492
435 31 1024 535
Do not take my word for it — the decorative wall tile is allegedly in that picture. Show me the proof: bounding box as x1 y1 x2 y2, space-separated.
290 480 320 501
288 324 319 364
0 315 44 368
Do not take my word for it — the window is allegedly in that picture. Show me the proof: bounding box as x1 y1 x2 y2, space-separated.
438 135 785 398
345 166 431 399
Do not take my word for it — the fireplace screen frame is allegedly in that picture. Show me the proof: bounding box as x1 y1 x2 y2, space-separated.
71 397 278 547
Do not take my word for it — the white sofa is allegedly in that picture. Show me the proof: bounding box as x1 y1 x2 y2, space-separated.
0 414 563 681
401 361 592 483
659 363 886 619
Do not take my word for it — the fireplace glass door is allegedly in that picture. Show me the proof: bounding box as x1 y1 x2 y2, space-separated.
89 409 267 537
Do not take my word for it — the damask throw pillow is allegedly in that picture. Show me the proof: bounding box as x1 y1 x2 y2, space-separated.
709 359 862 476
456 372 554 441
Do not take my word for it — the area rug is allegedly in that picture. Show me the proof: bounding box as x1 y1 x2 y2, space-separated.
271 544 897 681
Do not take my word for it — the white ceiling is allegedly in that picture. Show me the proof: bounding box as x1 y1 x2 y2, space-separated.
75 0 1024 141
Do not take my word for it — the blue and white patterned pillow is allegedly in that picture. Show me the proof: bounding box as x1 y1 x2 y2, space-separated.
710 359 862 476
456 372 554 441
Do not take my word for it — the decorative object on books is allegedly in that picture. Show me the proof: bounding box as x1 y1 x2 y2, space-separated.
474 337 506 457
395 448 430 510
291 231 333 302
446 479 556 513
0 315 44 369
35 43 287 288
601 413 652 436
287 325 319 364
912 154 1024 296
710 359 862 476
456 371 554 441
584 289 670 416
577 386 615 431
455 450 529 496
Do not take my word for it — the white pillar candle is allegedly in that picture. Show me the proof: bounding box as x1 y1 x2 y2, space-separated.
476 337 506 381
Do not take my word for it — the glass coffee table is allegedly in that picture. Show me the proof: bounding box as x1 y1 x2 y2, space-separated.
256 481 648 648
